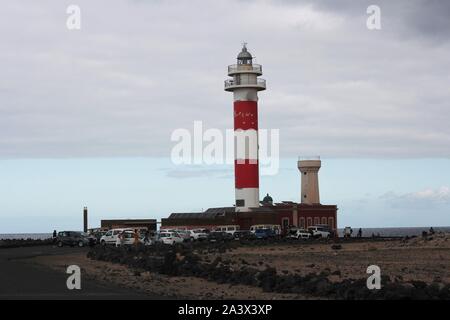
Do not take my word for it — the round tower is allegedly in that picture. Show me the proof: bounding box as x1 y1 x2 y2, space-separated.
225 44 266 212
297 156 321 205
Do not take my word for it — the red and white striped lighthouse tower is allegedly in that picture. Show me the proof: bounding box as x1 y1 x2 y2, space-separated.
225 44 266 212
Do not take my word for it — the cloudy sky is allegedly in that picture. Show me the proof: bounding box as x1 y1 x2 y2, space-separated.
0 0 449 232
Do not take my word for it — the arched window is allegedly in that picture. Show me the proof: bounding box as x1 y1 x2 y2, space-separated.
328 217 334 229
321 217 327 225
299 217 305 229
314 217 320 225
307 217 312 228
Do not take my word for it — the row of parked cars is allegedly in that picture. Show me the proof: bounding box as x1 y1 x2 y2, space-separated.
55 224 334 248
157 224 334 244
287 225 334 239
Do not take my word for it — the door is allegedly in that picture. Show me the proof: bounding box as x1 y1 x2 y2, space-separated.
282 218 289 232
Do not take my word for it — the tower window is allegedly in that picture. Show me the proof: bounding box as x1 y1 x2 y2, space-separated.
236 199 245 207
304 172 307 175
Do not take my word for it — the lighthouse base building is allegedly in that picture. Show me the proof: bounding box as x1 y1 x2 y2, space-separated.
161 156 338 234
161 202 337 235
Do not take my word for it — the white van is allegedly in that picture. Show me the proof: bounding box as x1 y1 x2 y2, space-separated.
308 226 331 238
250 224 281 235
100 228 133 245
214 225 240 235
157 232 184 245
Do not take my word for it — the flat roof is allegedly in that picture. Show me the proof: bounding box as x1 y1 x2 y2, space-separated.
101 219 156 223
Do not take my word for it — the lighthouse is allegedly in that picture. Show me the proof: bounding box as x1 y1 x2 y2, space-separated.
225 44 266 212
298 157 321 204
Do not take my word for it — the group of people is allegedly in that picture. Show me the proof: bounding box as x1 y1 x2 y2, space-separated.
114 229 153 247
343 227 363 238
115 229 142 247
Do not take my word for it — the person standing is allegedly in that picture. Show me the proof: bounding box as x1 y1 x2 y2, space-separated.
116 232 123 247
133 229 140 246
143 230 150 245
115 232 120 247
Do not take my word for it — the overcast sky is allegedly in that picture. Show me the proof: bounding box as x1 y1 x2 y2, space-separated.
0 0 449 232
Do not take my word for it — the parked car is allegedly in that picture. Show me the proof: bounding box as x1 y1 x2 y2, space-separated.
233 230 253 240
287 228 311 240
250 224 281 235
254 228 277 240
56 231 91 247
308 226 332 238
100 228 133 246
214 225 240 236
83 232 98 246
174 230 192 242
91 230 108 242
208 231 234 242
157 232 184 245
188 229 208 241
114 231 144 246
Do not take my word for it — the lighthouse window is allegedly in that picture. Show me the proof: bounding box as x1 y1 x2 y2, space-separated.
304 194 307 198
236 199 245 207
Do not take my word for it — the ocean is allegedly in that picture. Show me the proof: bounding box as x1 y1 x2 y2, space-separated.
1 227 450 240
336 226 450 237
0 233 53 240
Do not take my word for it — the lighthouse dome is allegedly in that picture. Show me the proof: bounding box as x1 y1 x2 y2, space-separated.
237 47 252 59
237 45 253 64
262 193 273 204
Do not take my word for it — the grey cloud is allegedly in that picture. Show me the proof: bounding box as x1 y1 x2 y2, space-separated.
0 0 449 158
300 0 450 41
380 186 450 209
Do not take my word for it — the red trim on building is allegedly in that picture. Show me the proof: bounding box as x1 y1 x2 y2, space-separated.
234 101 258 130
235 159 259 188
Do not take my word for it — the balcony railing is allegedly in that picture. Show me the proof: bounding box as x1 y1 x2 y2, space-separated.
298 156 321 161
224 78 266 90
228 64 262 75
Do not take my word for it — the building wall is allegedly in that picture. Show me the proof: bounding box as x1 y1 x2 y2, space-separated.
160 203 337 233
101 219 157 231
297 205 337 230
236 211 279 230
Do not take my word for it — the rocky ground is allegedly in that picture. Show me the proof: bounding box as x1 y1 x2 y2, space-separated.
29 233 450 300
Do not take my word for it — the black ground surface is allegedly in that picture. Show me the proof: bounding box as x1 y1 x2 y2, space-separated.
0 245 160 300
